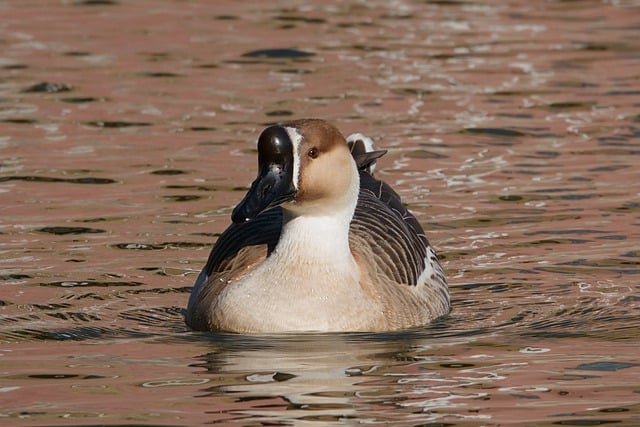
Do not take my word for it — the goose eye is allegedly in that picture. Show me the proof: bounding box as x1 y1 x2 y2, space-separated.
307 147 319 159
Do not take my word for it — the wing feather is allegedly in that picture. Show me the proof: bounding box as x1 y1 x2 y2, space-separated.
194 143 445 294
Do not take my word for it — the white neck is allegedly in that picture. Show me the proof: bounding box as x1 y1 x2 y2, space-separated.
275 156 360 269
215 166 382 332
275 211 354 270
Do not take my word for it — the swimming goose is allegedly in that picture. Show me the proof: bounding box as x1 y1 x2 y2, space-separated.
185 119 449 333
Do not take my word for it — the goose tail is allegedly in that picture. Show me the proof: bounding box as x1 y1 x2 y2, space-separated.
347 133 387 175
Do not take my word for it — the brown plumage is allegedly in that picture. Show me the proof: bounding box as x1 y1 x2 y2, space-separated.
186 119 449 333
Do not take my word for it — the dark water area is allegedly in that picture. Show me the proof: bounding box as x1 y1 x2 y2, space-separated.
1 0 639 425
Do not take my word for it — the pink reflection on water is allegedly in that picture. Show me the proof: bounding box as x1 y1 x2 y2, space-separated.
1 0 639 425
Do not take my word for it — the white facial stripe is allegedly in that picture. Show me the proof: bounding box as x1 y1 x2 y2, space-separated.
284 126 303 190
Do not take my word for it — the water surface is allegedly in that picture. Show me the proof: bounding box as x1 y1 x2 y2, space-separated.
1 1 639 425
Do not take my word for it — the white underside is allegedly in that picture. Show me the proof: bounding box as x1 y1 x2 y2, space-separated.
215 213 382 332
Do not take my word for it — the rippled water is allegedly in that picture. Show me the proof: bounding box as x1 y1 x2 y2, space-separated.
1 0 639 425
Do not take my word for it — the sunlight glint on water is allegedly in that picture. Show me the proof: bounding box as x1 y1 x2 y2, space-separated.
1 0 639 425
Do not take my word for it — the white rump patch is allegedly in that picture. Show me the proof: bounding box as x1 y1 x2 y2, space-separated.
346 133 378 173
416 246 438 288
346 133 375 152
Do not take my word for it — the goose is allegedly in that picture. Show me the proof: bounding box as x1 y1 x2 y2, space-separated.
185 119 449 333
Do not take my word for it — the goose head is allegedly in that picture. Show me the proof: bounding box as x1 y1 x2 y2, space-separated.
232 119 359 223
